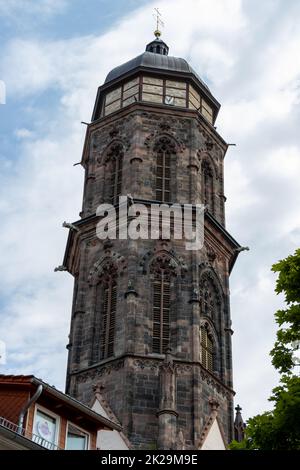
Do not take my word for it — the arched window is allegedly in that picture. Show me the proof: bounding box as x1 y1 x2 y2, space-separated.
199 276 215 318
150 254 176 354
106 143 124 204
199 270 223 376
201 160 214 214
154 137 176 202
93 265 118 361
200 325 213 372
199 272 222 326
100 275 117 359
152 269 170 354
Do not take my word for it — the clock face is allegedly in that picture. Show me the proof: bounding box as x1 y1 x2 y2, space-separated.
165 95 175 105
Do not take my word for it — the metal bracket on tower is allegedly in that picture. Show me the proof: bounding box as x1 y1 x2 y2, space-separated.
62 221 80 232
235 246 250 252
54 265 67 272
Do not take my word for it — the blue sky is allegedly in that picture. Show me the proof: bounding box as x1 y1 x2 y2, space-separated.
0 0 149 163
1 0 300 422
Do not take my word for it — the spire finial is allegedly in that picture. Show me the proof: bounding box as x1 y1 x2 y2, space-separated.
153 7 164 39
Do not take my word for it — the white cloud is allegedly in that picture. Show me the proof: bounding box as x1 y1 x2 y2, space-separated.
14 128 33 139
0 0 300 420
0 80 6 104
0 0 68 19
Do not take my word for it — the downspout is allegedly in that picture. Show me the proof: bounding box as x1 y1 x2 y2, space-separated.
17 384 43 434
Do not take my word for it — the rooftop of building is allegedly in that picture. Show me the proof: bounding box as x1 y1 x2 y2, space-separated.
0 374 121 432
105 50 210 92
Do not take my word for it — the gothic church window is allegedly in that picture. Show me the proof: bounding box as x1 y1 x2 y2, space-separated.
151 258 173 354
201 160 214 214
199 277 215 318
154 137 176 203
106 143 124 204
199 271 223 375
110 152 123 204
152 270 170 354
199 272 222 328
99 275 117 360
93 263 118 362
200 325 213 372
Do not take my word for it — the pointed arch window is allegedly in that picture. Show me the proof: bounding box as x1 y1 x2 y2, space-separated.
152 267 171 354
202 160 214 214
199 272 222 326
199 271 223 376
93 265 118 362
155 137 175 202
199 277 215 318
107 143 124 205
200 325 213 372
100 276 117 359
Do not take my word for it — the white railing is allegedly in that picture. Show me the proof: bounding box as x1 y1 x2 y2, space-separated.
0 416 62 450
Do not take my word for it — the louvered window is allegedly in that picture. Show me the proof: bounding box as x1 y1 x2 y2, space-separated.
152 270 170 354
100 279 117 359
156 150 171 202
110 155 123 204
200 326 213 372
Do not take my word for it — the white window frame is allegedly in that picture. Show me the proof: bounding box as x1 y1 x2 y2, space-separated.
65 421 90 450
32 404 60 448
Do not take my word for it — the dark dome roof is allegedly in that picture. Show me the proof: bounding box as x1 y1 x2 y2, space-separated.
104 51 210 91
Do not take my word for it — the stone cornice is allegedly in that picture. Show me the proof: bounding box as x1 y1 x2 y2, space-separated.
69 353 235 398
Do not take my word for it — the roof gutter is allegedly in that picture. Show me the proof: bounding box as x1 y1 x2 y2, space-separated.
18 384 43 433
31 378 121 431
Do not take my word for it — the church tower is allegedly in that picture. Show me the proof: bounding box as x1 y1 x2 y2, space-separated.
63 31 241 449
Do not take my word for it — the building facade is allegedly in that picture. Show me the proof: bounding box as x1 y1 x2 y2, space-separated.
64 34 241 450
0 375 120 450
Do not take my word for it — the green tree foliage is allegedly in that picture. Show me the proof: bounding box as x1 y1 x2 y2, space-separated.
271 249 300 373
230 249 300 450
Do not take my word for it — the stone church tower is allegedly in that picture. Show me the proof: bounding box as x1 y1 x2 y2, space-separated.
63 33 241 449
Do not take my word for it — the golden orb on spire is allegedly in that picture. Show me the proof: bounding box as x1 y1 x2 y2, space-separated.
153 8 164 39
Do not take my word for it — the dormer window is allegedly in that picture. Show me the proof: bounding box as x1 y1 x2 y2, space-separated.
66 423 89 450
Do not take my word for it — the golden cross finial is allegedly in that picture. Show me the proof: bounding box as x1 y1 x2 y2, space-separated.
153 8 164 38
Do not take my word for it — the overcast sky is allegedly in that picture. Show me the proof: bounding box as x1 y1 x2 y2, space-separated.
0 0 299 421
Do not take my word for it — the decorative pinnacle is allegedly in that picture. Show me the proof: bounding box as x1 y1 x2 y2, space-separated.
153 7 164 38
235 404 242 413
